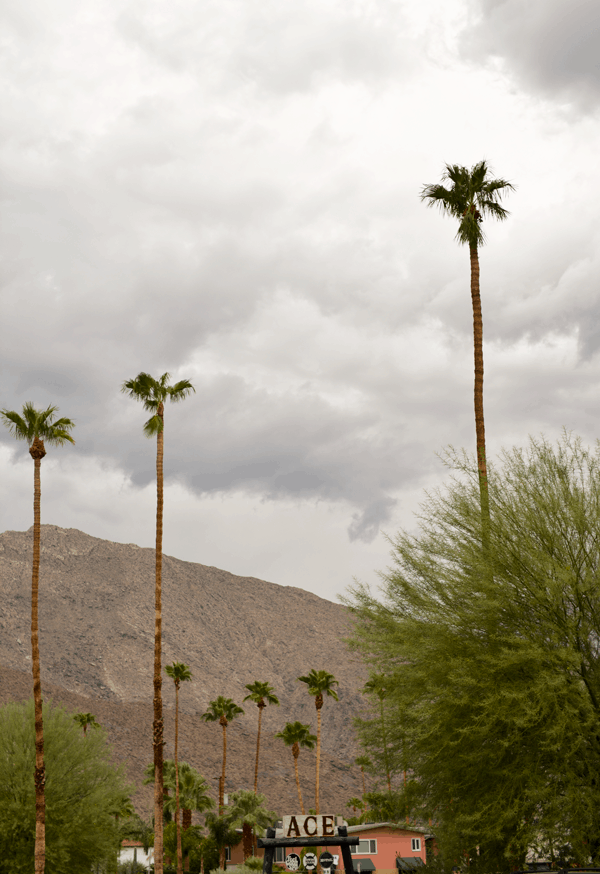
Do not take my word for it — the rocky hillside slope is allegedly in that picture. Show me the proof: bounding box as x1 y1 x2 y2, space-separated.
0 525 369 817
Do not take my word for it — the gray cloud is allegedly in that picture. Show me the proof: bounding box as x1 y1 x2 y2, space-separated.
460 0 600 112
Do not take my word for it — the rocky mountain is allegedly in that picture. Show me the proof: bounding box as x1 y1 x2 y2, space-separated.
0 525 370 817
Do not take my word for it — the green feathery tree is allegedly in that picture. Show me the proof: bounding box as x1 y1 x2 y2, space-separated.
0 700 131 873
345 433 600 870
121 372 194 874
0 403 75 874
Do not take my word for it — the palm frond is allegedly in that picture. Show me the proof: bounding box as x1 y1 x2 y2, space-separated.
0 409 30 441
167 379 195 402
143 414 164 438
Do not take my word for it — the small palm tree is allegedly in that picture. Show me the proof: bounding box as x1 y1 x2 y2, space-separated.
243 681 279 793
420 162 514 551
225 789 277 860
166 662 193 874
73 712 100 738
122 371 195 874
0 402 75 874
298 670 338 814
275 721 316 814
201 696 245 814
165 762 214 833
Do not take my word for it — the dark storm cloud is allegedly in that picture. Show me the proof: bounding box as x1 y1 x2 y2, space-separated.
460 0 600 111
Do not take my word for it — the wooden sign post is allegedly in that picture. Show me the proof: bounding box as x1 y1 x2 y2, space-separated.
258 818 359 874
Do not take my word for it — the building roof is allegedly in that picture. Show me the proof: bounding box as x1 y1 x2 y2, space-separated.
121 840 144 847
347 823 429 836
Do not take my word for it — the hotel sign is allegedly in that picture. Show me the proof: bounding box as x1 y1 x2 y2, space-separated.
282 816 337 838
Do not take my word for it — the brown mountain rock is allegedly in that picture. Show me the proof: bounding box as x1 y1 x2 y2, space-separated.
0 525 368 817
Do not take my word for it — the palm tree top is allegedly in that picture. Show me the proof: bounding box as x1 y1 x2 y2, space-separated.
298 669 339 701
165 662 193 688
355 755 372 769
275 721 317 749
73 712 100 730
121 371 195 437
362 674 387 699
420 160 515 248
201 696 245 723
0 402 75 447
243 681 280 707
225 789 277 833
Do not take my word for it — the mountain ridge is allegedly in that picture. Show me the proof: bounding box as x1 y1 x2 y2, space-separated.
0 524 369 815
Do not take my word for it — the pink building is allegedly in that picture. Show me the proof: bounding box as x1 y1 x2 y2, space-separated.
229 821 430 874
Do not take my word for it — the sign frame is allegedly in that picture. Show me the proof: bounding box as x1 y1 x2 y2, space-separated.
258 824 359 874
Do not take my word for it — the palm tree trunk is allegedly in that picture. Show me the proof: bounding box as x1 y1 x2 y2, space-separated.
315 706 321 814
293 749 305 814
254 703 264 793
220 720 227 814
154 407 165 874
31 446 46 874
469 244 491 554
175 685 183 874
360 766 366 816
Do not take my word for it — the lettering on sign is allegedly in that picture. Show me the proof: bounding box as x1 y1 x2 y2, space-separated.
282 815 337 838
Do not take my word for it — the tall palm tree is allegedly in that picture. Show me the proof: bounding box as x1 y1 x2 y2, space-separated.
243 681 279 793
226 789 277 860
297 671 339 814
73 712 100 738
121 371 195 873
201 696 244 814
0 402 75 874
362 675 391 792
420 161 514 551
165 662 193 874
275 721 316 815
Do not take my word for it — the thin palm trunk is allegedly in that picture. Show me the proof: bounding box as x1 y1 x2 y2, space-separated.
175 683 183 874
469 244 491 554
293 747 305 814
315 705 322 814
220 719 227 813
154 407 165 874
253 703 264 793
31 443 46 874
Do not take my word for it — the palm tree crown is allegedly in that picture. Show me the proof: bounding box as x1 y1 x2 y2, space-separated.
73 712 100 738
201 696 245 726
420 160 514 249
166 662 193 689
1 402 75 451
298 669 339 709
225 789 277 860
121 372 195 436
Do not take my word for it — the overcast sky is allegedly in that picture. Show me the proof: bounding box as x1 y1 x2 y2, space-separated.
2 0 600 603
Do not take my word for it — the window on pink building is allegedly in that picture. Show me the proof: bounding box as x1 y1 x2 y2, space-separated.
352 840 377 855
